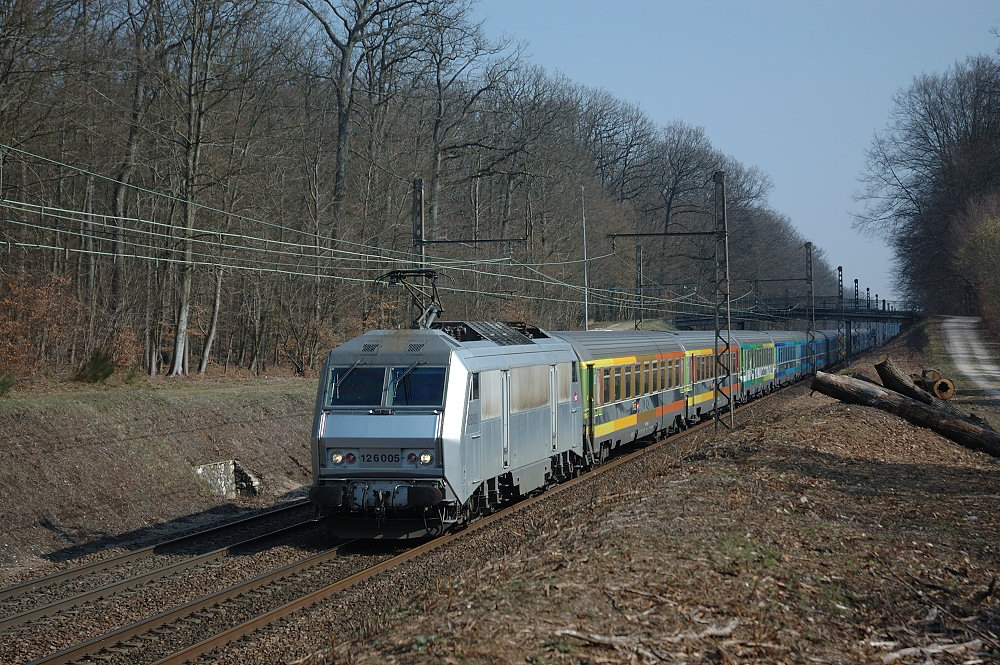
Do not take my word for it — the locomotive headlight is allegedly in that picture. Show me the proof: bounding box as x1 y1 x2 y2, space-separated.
330 451 344 465
419 451 433 466
407 452 418 465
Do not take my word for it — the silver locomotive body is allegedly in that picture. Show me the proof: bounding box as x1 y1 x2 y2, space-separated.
309 322 582 538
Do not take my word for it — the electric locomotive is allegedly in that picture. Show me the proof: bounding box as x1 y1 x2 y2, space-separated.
308 319 898 539
309 321 582 539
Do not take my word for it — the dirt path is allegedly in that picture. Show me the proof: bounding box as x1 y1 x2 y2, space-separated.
941 315 1000 403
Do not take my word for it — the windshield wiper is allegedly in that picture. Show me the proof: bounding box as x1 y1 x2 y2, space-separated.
392 361 424 390
333 360 363 399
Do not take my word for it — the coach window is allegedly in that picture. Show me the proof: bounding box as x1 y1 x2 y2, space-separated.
624 366 632 399
643 362 650 395
602 369 611 405
651 361 658 392
613 366 622 402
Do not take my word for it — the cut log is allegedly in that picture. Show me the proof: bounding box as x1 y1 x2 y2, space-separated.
930 377 956 400
811 371 1000 458
922 368 943 383
874 356 933 404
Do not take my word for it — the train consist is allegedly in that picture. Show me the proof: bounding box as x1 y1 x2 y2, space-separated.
308 321 898 538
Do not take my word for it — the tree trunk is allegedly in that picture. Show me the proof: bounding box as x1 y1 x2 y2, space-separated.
811 371 1000 457
198 267 223 374
874 356 935 404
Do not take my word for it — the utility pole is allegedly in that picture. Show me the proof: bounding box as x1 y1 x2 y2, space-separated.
837 266 846 365
582 186 589 331
805 242 816 374
412 179 426 318
635 244 643 330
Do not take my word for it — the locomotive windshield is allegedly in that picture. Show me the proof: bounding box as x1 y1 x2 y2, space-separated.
326 364 446 408
389 365 446 406
328 365 385 407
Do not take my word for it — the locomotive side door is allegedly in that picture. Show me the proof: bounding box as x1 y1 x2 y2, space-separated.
464 372 482 489
550 365 558 452
501 369 510 468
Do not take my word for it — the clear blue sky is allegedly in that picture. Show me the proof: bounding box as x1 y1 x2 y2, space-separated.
474 0 1000 302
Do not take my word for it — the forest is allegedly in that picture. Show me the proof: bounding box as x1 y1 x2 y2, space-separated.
0 0 841 381
857 51 1000 336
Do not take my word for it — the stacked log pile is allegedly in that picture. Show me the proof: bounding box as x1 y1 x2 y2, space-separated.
811 358 1000 458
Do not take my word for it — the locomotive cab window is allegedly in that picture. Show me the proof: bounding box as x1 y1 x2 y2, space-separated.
388 365 446 407
469 372 480 402
327 365 385 407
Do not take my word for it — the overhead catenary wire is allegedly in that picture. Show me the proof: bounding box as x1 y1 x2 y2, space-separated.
1 211 639 301
1 192 643 301
2 144 611 273
0 146 810 322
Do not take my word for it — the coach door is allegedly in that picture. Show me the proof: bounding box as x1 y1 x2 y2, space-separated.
683 353 695 413
501 369 510 468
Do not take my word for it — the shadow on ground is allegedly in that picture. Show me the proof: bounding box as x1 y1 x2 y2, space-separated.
40 487 308 563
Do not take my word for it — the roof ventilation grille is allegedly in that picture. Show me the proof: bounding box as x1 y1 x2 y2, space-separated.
466 321 534 346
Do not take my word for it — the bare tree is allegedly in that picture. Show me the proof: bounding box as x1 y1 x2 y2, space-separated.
164 0 266 376
292 0 434 233
856 54 1000 313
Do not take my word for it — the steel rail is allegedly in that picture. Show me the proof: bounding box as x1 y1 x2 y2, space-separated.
24 538 359 665
1 517 317 630
0 499 310 603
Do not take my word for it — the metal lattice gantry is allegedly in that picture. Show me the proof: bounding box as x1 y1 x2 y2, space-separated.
608 170 734 430
711 171 734 430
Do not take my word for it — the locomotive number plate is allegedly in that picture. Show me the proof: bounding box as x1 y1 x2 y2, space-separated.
358 449 401 465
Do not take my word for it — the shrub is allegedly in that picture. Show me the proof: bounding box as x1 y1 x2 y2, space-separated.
0 373 14 397
75 350 116 383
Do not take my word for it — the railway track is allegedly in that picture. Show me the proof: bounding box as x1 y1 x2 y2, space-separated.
0 501 321 663
2 386 792 665
0 500 314 623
